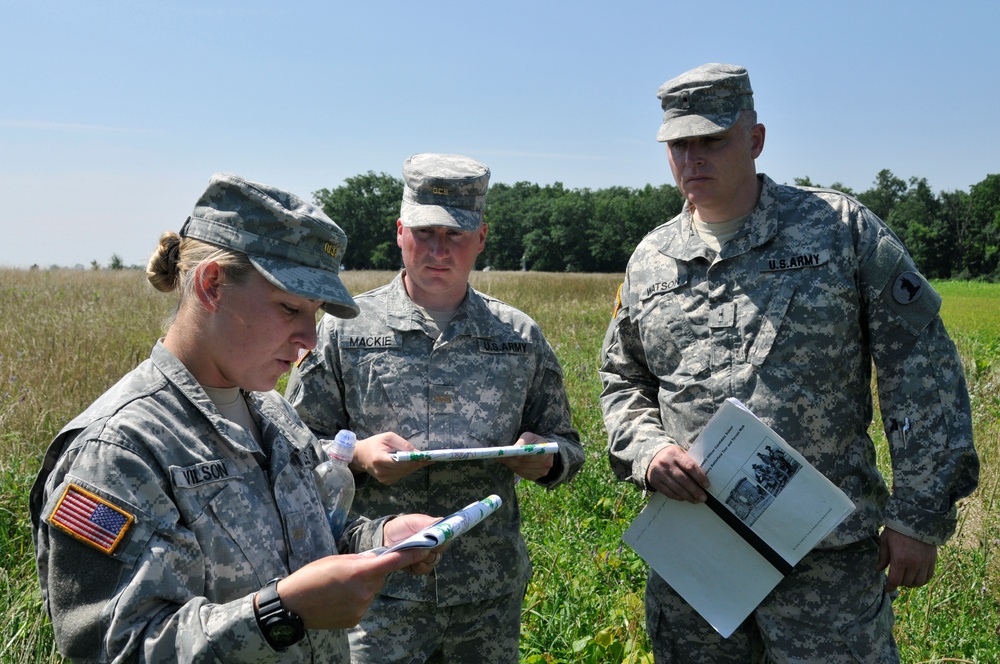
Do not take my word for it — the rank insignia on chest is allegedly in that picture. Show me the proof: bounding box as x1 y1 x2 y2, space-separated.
48 483 134 554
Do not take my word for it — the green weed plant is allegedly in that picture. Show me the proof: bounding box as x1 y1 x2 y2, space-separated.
1 269 996 662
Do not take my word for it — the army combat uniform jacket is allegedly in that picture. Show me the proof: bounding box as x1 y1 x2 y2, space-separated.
30 341 382 663
287 273 584 607
600 174 978 549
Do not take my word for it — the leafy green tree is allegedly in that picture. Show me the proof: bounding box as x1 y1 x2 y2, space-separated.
940 189 972 279
588 186 636 272
313 172 403 270
633 183 684 240
311 167 998 278
369 242 401 270
965 174 1000 280
520 227 560 272
482 182 542 270
887 178 950 278
857 169 906 221
108 253 125 271
506 183 569 272
548 190 594 272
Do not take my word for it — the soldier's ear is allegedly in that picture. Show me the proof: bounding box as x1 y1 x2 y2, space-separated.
193 261 225 312
477 224 488 253
750 123 766 159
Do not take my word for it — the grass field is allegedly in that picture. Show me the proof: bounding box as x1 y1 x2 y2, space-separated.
1 269 997 662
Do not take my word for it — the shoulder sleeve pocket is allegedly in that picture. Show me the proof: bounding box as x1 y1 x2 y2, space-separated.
860 235 941 336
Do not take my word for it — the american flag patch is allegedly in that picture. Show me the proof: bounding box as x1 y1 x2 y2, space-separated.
49 484 133 554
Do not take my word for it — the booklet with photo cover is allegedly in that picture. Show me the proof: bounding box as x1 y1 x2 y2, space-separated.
623 398 855 637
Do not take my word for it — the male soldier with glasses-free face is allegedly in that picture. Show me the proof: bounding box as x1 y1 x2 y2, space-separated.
599 63 978 662
288 153 584 663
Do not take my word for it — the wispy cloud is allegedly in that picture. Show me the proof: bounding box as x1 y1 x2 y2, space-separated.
474 149 624 162
0 120 149 135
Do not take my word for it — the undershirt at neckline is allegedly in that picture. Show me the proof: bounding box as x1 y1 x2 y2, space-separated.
415 304 457 339
202 384 263 445
693 212 751 252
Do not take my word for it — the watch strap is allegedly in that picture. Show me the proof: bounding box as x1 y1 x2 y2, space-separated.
256 577 282 613
255 577 305 651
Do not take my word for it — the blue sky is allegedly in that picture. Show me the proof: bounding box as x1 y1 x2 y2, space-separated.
2 1 997 268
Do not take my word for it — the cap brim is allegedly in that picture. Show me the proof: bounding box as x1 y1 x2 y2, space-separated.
656 113 737 143
400 200 482 231
249 256 360 319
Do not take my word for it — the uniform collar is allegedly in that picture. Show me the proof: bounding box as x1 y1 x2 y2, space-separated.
150 341 311 457
659 174 781 261
383 272 496 339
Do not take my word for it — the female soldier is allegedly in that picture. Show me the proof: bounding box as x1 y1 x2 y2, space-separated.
30 173 440 662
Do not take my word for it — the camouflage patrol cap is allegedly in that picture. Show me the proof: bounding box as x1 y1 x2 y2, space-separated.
656 63 754 142
180 172 359 318
400 153 490 231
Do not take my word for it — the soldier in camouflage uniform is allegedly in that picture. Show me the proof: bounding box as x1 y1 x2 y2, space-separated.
599 64 979 663
30 173 440 662
286 153 585 663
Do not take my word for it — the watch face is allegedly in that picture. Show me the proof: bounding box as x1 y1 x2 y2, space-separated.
269 622 299 646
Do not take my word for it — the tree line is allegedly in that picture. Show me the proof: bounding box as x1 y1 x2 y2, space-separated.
316 169 1000 279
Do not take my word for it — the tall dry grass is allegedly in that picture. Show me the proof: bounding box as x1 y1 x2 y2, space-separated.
1 268 174 662
1 269 997 662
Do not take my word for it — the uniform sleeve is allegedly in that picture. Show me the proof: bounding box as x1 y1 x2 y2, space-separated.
285 315 350 439
858 218 979 545
598 280 676 489
35 437 285 663
341 515 394 554
522 329 585 488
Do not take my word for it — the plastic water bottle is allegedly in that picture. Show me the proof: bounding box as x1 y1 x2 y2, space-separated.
314 429 356 541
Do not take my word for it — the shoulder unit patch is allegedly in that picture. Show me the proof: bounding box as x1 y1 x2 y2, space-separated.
892 271 924 304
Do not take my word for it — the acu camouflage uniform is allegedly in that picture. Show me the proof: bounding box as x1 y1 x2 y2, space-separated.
30 342 385 663
600 174 979 662
286 273 584 660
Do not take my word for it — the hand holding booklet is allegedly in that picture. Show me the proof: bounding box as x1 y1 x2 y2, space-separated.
623 398 855 638
371 494 502 555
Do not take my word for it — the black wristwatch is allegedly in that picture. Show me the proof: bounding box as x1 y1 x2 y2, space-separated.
255 577 305 651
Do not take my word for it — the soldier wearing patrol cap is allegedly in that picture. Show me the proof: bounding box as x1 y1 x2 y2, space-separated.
287 153 585 663
30 173 443 662
599 63 979 662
